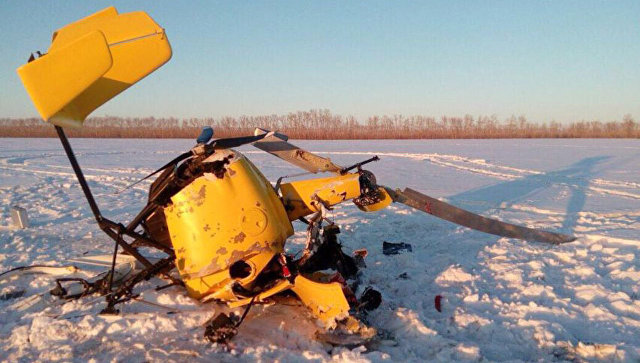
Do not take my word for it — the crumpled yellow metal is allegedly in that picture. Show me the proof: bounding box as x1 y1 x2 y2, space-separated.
280 173 362 221
355 187 393 212
164 150 293 299
229 275 351 325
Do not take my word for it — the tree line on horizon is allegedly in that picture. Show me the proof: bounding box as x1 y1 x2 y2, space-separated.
0 110 637 139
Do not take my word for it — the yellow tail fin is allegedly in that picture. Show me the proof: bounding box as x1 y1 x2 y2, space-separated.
16 6 171 127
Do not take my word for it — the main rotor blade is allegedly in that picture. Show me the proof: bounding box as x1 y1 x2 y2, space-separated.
252 130 343 173
385 187 576 244
212 133 272 149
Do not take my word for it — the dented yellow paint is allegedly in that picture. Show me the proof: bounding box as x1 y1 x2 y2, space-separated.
355 187 393 212
164 150 293 299
227 275 351 325
16 6 171 127
280 173 362 220
291 275 351 324
164 150 355 320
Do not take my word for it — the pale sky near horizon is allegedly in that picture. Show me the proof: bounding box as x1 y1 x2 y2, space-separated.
0 1 638 123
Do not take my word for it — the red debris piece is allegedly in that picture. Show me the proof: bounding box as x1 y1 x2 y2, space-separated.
330 272 357 305
353 248 368 258
434 295 443 312
278 254 291 278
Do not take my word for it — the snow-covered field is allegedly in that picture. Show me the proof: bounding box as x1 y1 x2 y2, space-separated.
1 138 639 362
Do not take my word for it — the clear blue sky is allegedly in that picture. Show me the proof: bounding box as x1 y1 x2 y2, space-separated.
1 1 638 123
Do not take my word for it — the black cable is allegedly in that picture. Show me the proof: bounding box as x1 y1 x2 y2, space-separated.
235 296 257 328
0 265 64 278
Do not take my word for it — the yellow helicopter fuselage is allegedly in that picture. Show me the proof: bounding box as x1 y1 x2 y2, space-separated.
163 149 374 323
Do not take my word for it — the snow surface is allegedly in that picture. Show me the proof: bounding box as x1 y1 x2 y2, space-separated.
0 138 639 362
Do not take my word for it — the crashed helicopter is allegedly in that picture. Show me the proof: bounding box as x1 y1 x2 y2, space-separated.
15 7 575 344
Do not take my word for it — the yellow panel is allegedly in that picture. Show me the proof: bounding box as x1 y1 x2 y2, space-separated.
229 275 351 325
279 173 361 220
50 6 117 46
49 9 162 52
291 275 351 324
49 33 172 125
16 31 112 125
16 7 172 127
164 151 293 300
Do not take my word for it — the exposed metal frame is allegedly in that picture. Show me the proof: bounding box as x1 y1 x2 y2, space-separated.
54 126 176 313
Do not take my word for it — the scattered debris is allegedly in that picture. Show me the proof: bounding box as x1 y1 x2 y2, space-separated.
398 272 409 280
0 290 25 301
204 296 256 344
359 287 382 311
204 313 238 344
353 248 368 268
382 241 413 255
299 225 359 279
316 316 377 347
435 294 443 312
10 205 29 229
0 265 78 283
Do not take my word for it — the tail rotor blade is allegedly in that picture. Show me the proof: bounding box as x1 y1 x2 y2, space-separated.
385 187 576 244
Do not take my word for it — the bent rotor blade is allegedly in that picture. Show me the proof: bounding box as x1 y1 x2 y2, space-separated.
385 187 576 244
252 130 343 173
212 133 272 149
